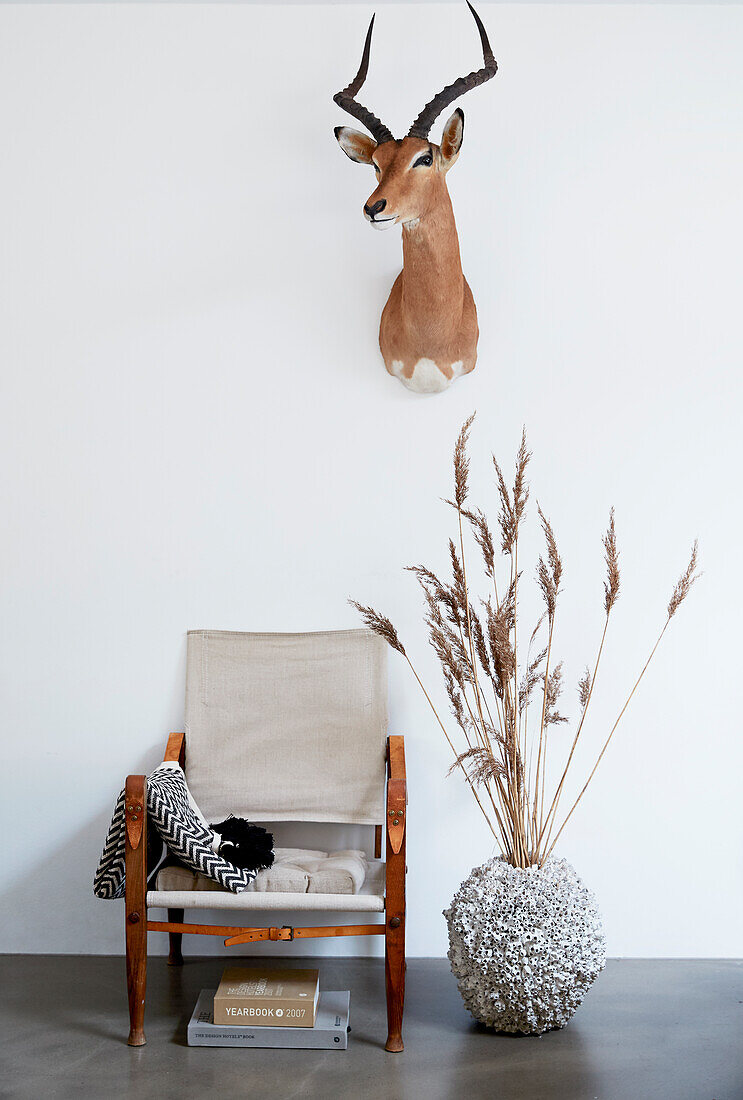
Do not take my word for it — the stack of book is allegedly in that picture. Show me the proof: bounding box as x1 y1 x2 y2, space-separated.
187 967 350 1049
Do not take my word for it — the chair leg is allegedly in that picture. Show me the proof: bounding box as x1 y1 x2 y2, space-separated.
126 907 147 1046
125 774 147 1046
384 736 407 1053
167 908 184 966
385 920 405 1052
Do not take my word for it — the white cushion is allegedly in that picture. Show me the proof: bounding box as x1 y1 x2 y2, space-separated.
155 847 368 896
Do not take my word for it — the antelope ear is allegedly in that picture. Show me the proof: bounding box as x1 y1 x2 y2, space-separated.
334 126 377 165
440 108 464 169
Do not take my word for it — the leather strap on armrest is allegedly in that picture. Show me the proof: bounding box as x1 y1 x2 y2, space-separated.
386 736 407 855
124 775 146 851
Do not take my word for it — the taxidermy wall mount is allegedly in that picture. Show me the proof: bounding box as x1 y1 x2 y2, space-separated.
333 3 497 395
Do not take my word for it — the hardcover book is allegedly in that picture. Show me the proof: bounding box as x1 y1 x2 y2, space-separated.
188 990 350 1049
213 967 320 1027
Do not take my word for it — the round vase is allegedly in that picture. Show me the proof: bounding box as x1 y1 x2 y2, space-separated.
444 856 606 1035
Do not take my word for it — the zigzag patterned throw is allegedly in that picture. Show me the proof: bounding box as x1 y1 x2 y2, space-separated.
93 763 253 899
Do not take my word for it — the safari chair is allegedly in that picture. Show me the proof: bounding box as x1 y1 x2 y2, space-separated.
124 629 406 1051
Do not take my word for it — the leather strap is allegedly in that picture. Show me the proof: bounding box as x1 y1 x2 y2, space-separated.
387 778 406 855
223 923 385 947
124 777 145 850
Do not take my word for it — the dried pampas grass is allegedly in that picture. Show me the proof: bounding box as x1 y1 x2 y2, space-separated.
352 416 698 868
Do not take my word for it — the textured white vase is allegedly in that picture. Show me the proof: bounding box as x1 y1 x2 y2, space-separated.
444 856 606 1034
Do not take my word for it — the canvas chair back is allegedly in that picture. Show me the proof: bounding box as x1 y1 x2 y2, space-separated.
184 629 388 825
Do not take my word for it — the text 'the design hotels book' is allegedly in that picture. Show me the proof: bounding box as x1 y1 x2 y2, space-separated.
189 990 349 1049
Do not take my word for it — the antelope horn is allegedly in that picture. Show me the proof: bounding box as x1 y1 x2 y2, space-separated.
408 2 497 140
333 14 395 146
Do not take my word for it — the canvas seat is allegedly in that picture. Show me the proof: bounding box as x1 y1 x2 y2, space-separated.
122 628 407 1052
151 847 385 908
149 860 386 911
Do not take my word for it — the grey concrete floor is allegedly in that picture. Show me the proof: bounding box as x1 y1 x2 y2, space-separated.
1 955 741 1100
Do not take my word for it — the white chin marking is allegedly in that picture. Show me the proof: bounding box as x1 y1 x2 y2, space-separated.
367 216 397 231
391 358 465 394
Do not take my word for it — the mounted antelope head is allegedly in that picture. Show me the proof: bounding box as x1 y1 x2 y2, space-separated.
333 3 497 395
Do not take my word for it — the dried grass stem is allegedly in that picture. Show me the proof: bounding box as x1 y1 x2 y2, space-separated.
351 418 697 867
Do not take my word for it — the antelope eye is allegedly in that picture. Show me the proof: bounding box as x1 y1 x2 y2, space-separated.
413 153 433 168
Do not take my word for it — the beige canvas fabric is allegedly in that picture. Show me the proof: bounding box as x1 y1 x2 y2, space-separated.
184 629 387 825
146 860 386 913
156 848 369 896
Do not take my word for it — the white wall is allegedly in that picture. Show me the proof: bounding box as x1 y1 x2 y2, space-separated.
1 3 741 958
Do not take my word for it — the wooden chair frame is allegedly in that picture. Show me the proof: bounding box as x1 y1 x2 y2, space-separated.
124 731 406 1051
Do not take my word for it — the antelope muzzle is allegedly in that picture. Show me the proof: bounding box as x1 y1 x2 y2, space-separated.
363 197 395 230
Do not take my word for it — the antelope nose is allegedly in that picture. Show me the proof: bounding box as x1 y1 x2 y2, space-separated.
364 199 387 219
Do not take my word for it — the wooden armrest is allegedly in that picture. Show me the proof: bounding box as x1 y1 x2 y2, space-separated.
163 731 185 766
386 736 406 855
387 735 406 783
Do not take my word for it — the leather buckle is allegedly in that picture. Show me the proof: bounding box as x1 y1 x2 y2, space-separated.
268 926 294 941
